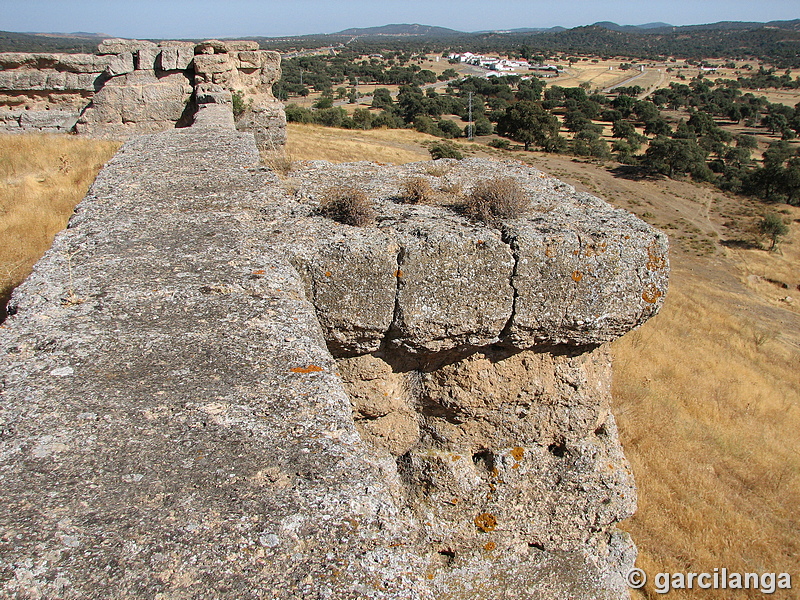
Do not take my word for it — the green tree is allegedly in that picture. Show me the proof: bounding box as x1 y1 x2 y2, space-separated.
759 213 789 250
371 88 394 110
496 101 560 151
612 120 636 139
474 117 494 136
644 136 710 179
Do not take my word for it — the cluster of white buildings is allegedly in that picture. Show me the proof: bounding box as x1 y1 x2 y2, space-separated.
447 52 562 74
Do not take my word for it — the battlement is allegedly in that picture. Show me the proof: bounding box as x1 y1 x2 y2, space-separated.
0 38 285 147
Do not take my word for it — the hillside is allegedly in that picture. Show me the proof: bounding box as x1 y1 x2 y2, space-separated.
334 23 464 37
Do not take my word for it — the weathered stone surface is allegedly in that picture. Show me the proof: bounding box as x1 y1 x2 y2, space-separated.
97 37 158 55
17 109 80 131
75 70 193 136
0 69 99 92
504 215 669 347
283 158 667 356
0 52 111 73
135 46 160 71
193 84 235 129
159 45 194 71
0 127 431 600
226 40 261 52
104 51 134 77
290 227 399 355
194 39 229 54
0 42 285 141
0 126 662 598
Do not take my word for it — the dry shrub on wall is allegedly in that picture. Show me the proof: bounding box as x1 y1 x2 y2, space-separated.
261 150 294 176
319 186 375 227
466 177 529 221
400 177 434 205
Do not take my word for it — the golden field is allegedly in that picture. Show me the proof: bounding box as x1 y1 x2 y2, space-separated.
0 134 120 315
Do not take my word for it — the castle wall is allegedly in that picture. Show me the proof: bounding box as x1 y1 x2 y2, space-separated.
0 38 286 146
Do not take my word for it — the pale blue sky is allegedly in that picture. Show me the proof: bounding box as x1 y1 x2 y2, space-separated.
2 0 798 39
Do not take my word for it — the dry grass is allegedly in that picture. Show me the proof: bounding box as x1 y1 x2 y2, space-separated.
319 185 375 227
286 123 435 164
613 265 800 599
0 134 119 317
465 177 529 221
399 176 434 205
261 149 294 176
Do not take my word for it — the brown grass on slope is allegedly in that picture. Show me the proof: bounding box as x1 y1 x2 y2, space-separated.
0 134 119 319
614 265 800 599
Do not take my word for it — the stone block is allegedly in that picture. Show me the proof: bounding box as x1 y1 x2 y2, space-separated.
135 47 160 71
105 52 134 77
97 38 158 55
159 46 194 71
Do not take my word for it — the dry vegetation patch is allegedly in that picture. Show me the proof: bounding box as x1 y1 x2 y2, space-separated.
399 176 434 205
465 177 529 221
319 185 375 227
0 134 119 319
261 149 294 176
613 266 800 599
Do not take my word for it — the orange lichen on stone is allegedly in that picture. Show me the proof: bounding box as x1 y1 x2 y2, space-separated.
573 249 580 255
252 269 265 275
483 541 496 551
646 241 667 271
545 246 555 257
572 271 583 282
451 454 462 461
510 446 525 461
474 513 498 532
395 269 403 278
325 271 332 277
641 284 663 304
290 365 324 373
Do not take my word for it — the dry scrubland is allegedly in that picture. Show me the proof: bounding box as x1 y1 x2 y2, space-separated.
0 134 120 315
2 125 799 598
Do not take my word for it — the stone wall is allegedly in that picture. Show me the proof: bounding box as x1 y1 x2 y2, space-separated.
0 117 667 598
0 38 285 146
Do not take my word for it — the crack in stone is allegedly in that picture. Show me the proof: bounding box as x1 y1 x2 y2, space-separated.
499 226 520 343
382 244 406 346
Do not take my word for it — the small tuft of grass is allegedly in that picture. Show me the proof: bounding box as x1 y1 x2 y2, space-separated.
400 177 434 205
465 177 529 222
319 186 375 227
424 162 452 177
261 150 294 176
